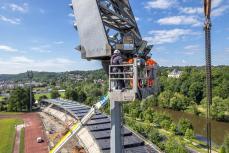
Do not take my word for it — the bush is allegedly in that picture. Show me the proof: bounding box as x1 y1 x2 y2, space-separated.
160 119 171 130
185 129 194 140
143 108 154 122
158 90 173 108
169 93 189 111
169 123 177 133
211 97 227 121
220 135 229 153
78 91 87 102
149 128 163 145
177 119 193 135
164 137 188 153
50 89 60 99
38 95 48 102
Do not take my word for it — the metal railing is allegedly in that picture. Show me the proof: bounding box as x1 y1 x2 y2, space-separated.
109 58 158 96
109 62 136 92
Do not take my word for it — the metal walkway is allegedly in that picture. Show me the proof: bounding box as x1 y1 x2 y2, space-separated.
42 99 160 153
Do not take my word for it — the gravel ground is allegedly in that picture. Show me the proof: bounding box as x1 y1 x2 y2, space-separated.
39 112 86 153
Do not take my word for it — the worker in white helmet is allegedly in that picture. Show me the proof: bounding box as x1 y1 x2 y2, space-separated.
110 50 125 90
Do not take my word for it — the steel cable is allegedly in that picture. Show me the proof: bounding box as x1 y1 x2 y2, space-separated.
204 19 212 153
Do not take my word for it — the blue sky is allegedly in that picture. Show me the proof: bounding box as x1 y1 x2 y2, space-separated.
0 0 228 74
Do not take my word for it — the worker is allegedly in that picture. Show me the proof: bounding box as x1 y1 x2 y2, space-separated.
146 53 157 87
110 49 125 90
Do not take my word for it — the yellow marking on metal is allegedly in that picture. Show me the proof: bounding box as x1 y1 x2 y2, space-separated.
49 123 80 153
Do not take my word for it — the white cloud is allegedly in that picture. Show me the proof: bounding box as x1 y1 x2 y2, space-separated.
212 5 229 17
30 45 52 53
0 56 76 74
8 3 29 13
180 7 202 14
0 44 18 52
225 48 229 53
157 15 201 27
68 13 74 17
53 41 64 45
144 29 195 45
212 0 223 9
145 0 177 9
184 45 201 55
0 15 21 24
0 56 102 74
11 56 34 64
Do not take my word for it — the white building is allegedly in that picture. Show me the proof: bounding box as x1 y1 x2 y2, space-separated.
168 69 182 78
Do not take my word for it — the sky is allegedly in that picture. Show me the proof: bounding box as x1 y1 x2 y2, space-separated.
0 0 228 74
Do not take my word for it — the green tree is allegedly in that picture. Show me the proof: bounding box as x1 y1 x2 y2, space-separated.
220 134 229 153
164 137 188 153
219 79 229 99
189 82 203 104
38 95 48 102
65 88 78 101
143 108 154 122
158 90 173 108
78 91 87 102
50 89 60 99
170 93 189 111
177 118 193 135
7 87 33 112
169 123 177 133
180 81 190 96
130 108 141 119
149 128 163 145
211 97 227 121
185 129 194 140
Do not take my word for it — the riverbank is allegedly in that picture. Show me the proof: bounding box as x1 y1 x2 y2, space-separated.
153 107 229 145
125 116 219 153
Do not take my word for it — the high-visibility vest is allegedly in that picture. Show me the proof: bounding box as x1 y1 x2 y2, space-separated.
146 58 156 66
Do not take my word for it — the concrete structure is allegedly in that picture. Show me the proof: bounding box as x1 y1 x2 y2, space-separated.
41 99 160 153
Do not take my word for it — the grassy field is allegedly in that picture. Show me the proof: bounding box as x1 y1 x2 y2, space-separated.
35 93 51 100
0 118 23 153
35 92 65 101
0 112 23 115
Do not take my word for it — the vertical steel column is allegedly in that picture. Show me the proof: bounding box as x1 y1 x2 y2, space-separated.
205 20 212 153
110 100 122 153
29 79 32 112
27 70 33 112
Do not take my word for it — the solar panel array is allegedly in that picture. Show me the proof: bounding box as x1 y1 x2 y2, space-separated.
42 99 159 153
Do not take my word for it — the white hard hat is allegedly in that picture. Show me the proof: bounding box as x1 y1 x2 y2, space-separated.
114 50 120 54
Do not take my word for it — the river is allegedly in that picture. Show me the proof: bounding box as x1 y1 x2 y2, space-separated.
153 107 229 145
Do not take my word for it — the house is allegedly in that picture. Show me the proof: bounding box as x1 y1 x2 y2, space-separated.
168 69 182 78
